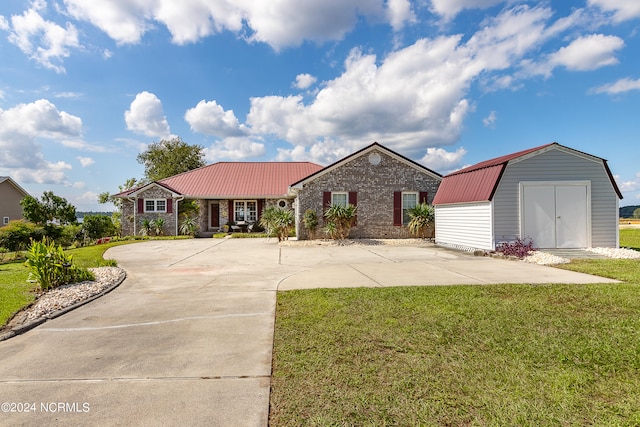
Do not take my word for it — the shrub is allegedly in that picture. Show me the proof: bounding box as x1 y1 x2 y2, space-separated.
303 209 318 239
140 219 152 236
260 206 294 242
25 239 94 291
0 220 44 251
83 215 117 240
150 218 165 236
324 204 357 240
496 237 536 258
179 216 198 236
407 203 435 238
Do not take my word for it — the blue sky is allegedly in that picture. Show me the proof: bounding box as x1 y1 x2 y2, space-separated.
1 0 639 211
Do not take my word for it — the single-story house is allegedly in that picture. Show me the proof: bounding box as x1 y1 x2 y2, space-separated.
291 142 442 239
115 162 324 236
115 142 442 239
0 176 30 226
433 142 623 251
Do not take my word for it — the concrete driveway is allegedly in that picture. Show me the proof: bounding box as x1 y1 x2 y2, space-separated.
0 239 617 426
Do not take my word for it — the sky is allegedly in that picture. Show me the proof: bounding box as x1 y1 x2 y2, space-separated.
0 0 639 212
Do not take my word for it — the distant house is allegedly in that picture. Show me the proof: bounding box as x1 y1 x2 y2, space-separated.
115 162 324 236
433 143 623 251
114 142 442 239
0 177 30 226
291 143 442 239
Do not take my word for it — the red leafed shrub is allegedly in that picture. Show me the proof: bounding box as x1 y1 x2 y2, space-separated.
496 238 535 258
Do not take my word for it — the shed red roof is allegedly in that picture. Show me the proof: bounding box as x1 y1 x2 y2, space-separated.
432 143 622 205
117 162 324 198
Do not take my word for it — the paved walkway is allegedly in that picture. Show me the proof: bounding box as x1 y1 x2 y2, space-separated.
0 239 618 426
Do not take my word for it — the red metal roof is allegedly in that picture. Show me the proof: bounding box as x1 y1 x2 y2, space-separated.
118 162 324 198
433 142 622 205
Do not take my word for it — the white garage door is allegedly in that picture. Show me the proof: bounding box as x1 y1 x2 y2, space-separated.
522 183 589 249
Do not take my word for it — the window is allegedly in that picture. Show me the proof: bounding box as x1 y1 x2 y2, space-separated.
402 192 418 224
3 217 8 225
145 199 166 213
234 201 257 222
331 192 348 207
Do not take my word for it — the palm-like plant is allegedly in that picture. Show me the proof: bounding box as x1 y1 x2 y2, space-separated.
407 203 435 238
179 216 198 236
324 204 357 240
303 209 318 240
150 218 165 236
140 218 152 236
260 206 294 242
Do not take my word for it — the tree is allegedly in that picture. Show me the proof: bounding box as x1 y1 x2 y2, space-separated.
137 137 205 182
634 208 640 219
21 191 77 226
98 177 139 209
82 215 117 239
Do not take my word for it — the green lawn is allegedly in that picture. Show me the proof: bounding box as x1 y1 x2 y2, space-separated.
270 232 640 426
0 261 35 328
621 228 640 251
0 240 136 328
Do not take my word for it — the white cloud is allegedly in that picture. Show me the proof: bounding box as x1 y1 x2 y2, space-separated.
293 73 317 90
591 77 640 95
483 111 497 128
204 137 266 161
184 100 246 138
619 172 640 201
124 91 172 139
522 34 624 77
77 156 94 167
550 34 623 71
386 0 416 31
419 147 467 173
10 161 72 185
54 91 83 98
588 0 640 22
0 99 83 184
62 0 393 49
2 1 80 72
430 0 504 20
246 6 555 160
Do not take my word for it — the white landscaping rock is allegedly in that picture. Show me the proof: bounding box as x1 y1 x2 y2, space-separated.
587 247 640 259
26 267 125 321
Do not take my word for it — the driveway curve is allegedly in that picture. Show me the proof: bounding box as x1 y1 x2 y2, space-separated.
0 239 617 426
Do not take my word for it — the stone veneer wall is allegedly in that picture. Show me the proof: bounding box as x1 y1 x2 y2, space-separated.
194 198 291 234
119 187 177 236
296 149 440 240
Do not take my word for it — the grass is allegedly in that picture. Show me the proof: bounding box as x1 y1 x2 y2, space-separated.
0 240 137 328
620 228 640 251
270 232 640 426
0 260 36 328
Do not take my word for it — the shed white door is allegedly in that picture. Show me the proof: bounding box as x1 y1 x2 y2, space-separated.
522 183 589 248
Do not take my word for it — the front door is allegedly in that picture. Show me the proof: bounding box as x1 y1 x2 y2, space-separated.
210 203 220 229
521 183 589 248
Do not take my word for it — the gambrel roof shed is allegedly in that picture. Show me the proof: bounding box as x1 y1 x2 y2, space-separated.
433 143 623 205
433 142 623 250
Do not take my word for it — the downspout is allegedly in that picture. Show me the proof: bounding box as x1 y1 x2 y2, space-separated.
128 196 137 236
175 196 184 236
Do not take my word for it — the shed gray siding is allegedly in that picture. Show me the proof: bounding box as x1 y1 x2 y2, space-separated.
492 148 619 247
435 202 493 250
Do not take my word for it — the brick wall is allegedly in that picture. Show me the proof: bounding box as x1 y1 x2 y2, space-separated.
296 149 440 239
